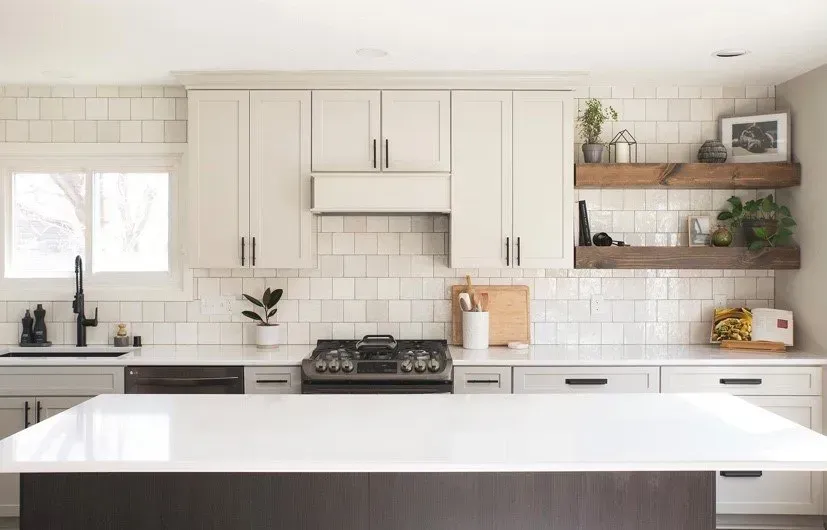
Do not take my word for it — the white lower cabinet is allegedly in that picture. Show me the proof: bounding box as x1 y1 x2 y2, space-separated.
453 366 512 394
513 366 659 394
662 366 823 516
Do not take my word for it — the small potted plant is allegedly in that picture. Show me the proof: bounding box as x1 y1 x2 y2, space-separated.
242 287 283 349
717 194 796 250
577 98 618 163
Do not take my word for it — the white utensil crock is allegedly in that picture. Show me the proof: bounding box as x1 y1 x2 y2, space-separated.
462 311 489 349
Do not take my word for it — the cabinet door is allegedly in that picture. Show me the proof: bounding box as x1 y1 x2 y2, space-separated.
0 398 29 517
244 367 302 394
250 91 315 269
381 91 450 172
36 396 91 421
511 92 574 269
717 396 823 515
450 91 512 268
453 366 512 394
188 90 250 268
311 90 380 172
512 367 659 394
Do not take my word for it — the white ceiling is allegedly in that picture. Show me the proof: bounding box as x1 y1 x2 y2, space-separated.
2 0 827 86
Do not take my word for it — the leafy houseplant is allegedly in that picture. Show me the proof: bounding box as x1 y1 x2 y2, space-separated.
716 194 796 250
577 98 618 163
242 288 283 349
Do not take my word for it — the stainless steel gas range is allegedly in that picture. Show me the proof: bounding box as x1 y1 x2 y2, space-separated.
301 335 453 394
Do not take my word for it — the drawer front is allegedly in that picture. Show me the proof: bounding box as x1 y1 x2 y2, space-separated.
0 367 123 396
661 366 821 396
244 367 301 394
513 367 659 394
717 396 823 515
453 366 512 394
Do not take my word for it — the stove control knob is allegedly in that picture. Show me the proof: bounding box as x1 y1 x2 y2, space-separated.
314 360 328 373
341 360 354 373
328 360 341 373
427 358 441 373
400 359 414 373
414 359 427 373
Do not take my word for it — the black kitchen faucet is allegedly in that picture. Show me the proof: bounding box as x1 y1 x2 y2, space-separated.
72 256 98 347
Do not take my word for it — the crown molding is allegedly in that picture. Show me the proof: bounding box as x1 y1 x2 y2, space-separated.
171 70 587 90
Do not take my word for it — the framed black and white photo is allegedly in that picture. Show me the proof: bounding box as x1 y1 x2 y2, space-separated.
721 113 790 163
687 216 711 247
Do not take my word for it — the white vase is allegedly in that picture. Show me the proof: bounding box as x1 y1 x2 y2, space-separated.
256 325 280 349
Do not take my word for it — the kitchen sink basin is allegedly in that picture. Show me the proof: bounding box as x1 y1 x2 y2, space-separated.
0 351 129 358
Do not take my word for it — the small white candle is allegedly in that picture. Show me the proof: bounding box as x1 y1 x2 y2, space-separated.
615 142 631 163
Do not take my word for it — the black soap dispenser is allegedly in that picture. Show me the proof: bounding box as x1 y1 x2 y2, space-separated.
32 304 51 346
20 310 33 346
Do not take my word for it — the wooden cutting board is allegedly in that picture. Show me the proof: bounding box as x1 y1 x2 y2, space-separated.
451 285 530 346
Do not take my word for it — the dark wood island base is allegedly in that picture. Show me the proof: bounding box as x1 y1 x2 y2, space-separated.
22 471 714 530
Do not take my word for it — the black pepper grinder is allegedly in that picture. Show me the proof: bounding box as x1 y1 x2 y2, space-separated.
33 304 48 345
20 310 33 346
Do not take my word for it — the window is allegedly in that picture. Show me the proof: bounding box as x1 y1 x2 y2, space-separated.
0 144 189 300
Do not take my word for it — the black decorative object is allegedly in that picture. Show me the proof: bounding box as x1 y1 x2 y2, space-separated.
608 129 638 163
697 140 728 163
592 232 629 247
20 310 33 346
578 201 592 246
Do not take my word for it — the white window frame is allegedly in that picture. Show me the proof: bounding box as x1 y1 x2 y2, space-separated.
0 143 192 301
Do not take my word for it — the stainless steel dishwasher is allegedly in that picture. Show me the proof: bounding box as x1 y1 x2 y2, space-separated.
125 366 244 394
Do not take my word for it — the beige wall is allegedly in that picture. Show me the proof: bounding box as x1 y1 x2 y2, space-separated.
776 65 827 352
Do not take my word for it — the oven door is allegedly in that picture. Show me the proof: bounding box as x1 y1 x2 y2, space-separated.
302 381 453 394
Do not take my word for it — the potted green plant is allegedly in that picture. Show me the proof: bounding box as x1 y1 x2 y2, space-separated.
577 98 618 163
242 287 283 349
716 194 796 250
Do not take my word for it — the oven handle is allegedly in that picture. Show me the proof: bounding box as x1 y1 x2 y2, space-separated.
132 376 241 387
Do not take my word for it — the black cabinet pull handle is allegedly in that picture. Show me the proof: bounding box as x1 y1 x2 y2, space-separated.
256 379 289 384
385 139 389 168
506 237 510 266
516 236 521 266
719 378 762 385
24 401 30 428
36 401 42 423
720 471 763 478
252 237 256 267
372 139 377 169
241 237 246 266
467 379 500 384
565 378 608 386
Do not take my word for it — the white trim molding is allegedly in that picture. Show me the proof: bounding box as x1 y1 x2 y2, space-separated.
172 70 587 91
0 143 193 302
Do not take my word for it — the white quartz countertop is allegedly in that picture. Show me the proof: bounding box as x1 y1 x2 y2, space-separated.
0 344 822 367
2 393 827 473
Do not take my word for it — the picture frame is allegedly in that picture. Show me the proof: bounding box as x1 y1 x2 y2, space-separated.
687 216 711 247
721 112 790 163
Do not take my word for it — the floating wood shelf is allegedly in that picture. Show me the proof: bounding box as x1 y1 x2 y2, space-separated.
575 246 800 270
575 163 801 189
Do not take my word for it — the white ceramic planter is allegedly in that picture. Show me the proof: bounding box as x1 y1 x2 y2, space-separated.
256 324 281 349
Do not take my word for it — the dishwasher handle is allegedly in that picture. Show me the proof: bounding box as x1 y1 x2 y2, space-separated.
132 376 241 387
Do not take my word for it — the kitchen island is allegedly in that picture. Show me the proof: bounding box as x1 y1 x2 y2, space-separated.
2 393 827 529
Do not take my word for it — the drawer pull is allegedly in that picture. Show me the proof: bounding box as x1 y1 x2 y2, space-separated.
565 378 608 386
719 378 762 385
720 471 763 478
466 379 499 384
256 379 289 384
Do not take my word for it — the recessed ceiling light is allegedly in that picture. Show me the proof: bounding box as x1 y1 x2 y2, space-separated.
42 70 75 79
356 48 388 58
713 49 749 58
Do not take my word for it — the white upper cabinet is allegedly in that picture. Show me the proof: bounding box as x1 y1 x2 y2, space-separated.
451 91 512 268
511 92 574 269
450 91 573 269
188 90 250 268
250 91 315 269
311 90 381 172
381 91 451 172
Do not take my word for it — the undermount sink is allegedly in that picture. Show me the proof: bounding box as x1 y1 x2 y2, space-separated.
0 350 129 358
